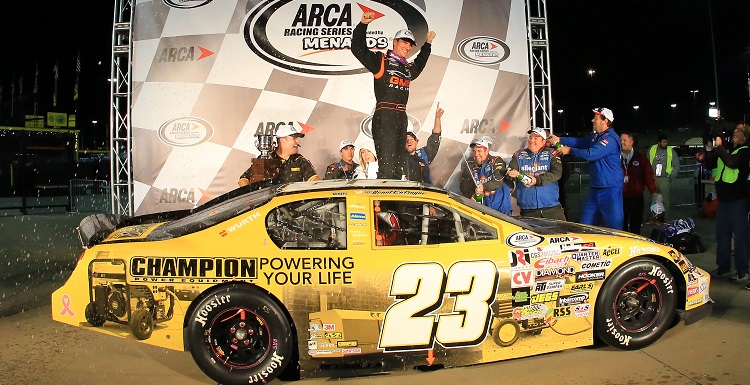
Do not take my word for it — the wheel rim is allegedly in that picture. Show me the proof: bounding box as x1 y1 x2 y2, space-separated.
614 277 663 332
206 308 270 369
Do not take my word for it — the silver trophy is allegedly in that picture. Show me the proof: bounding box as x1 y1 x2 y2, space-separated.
247 134 280 184
254 134 275 159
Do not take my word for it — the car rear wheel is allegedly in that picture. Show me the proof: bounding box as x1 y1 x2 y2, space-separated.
594 258 676 350
186 284 294 385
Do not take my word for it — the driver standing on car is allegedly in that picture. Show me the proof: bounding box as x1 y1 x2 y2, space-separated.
350 11 435 180
238 125 319 187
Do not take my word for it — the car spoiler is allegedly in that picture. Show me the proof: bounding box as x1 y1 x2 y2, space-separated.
77 213 128 248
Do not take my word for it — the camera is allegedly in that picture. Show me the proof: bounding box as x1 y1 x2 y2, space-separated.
703 121 734 151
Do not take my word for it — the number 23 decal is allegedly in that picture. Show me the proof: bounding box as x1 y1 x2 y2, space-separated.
378 260 499 351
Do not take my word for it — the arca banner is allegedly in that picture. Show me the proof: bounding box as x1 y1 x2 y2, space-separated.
131 0 530 214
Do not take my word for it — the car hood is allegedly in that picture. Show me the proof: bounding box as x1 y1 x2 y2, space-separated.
513 217 653 243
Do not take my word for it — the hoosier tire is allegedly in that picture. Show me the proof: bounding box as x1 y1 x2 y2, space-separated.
594 258 677 350
186 284 294 385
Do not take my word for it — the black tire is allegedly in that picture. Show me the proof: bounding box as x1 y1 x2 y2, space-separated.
594 258 677 350
492 318 520 347
130 308 154 340
85 302 106 327
186 284 294 385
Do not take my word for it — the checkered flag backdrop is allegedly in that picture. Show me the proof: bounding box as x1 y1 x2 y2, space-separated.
131 0 530 214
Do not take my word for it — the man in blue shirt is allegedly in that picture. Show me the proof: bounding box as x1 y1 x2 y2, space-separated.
549 107 624 229
467 136 512 216
508 128 565 220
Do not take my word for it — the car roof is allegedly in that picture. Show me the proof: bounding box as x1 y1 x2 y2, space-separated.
276 179 445 194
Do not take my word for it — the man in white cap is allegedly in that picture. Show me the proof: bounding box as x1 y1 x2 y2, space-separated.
507 127 566 220
324 140 359 180
549 107 624 229
351 11 436 180
238 124 319 187
460 136 512 215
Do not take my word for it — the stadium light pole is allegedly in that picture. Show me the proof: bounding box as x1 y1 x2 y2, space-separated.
557 109 565 132
633 105 640 132
587 69 596 106
670 104 677 131
690 90 699 126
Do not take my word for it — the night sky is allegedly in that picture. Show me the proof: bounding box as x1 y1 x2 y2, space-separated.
547 0 750 135
0 1 748 147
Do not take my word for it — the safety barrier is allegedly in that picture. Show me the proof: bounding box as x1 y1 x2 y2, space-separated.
69 179 110 213
562 158 701 221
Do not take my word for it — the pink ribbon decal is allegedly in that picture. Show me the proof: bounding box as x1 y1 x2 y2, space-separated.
60 294 75 316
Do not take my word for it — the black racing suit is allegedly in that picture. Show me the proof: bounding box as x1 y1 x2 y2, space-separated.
351 22 431 179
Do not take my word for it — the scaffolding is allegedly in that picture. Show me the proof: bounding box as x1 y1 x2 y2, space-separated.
109 0 134 216
526 0 553 133
107 0 554 215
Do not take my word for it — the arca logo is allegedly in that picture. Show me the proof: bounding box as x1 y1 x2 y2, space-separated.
163 0 213 9
243 1 428 75
360 113 420 138
158 117 214 147
158 46 215 62
456 36 510 66
459 118 511 134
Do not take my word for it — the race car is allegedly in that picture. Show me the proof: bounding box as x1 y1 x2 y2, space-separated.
52 179 712 385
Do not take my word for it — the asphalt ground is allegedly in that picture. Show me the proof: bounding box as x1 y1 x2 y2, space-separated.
0 202 748 384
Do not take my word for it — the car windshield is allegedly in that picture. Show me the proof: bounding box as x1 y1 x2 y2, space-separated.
449 192 616 236
156 187 275 238
448 192 528 227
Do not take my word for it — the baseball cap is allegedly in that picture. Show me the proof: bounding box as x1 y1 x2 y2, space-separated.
275 124 304 138
470 136 493 149
406 130 418 140
339 139 355 151
527 127 548 139
393 29 416 45
592 107 614 122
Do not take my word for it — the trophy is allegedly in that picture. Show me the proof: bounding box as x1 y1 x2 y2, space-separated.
246 134 281 184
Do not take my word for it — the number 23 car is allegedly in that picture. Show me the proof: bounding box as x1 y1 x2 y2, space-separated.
52 179 712 385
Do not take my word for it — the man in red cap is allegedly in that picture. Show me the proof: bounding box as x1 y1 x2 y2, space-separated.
351 11 436 180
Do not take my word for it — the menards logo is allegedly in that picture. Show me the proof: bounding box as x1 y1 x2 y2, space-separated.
220 212 262 237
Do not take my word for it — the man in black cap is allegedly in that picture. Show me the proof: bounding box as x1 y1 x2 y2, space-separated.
351 11 436 180
404 105 443 183
238 124 319 187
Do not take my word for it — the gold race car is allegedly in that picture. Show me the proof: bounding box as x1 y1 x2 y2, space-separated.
52 179 712 385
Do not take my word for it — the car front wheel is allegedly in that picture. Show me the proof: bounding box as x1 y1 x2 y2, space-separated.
594 258 677 350
186 284 294 385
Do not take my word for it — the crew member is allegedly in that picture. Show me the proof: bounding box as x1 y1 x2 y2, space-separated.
405 104 443 183
324 140 358 180
550 107 623 229
238 125 319 187
508 128 565 220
